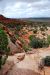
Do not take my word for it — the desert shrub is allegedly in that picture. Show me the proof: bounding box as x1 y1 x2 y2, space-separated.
16 24 23 31
7 23 15 28
42 39 49 47
0 23 3 29
42 32 46 36
20 38 25 44
47 35 50 44
23 45 31 52
33 28 37 34
44 26 48 30
29 37 49 48
29 37 43 48
0 29 8 51
42 24 48 30
16 34 19 39
0 56 2 69
0 29 9 69
40 27 45 31
29 35 35 41
43 56 50 66
22 31 27 35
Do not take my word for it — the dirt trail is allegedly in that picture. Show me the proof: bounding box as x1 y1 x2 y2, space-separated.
7 53 40 75
7 47 50 75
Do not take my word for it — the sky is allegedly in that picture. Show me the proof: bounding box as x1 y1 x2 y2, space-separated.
0 0 50 18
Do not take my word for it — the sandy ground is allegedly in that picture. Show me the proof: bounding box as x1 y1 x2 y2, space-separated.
7 53 40 75
6 46 50 75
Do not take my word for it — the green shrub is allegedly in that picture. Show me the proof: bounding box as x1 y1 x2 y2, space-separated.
20 38 25 44
16 34 19 39
40 27 45 31
0 23 3 29
47 35 50 44
0 29 9 69
29 37 42 48
0 29 8 51
0 56 2 69
33 29 37 34
29 37 49 48
44 26 48 30
42 38 49 47
23 45 31 52
29 35 35 41
22 31 27 35
16 24 23 31
44 56 50 66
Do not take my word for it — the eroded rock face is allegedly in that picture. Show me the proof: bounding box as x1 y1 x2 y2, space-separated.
17 53 25 61
8 37 24 55
15 40 24 53
8 41 18 55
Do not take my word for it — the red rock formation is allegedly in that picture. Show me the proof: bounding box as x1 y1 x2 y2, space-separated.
0 15 26 25
0 15 6 20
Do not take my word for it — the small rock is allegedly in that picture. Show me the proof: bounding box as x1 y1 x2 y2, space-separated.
17 53 25 61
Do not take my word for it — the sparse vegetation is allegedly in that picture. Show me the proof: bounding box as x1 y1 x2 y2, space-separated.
29 36 49 48
29 35 35 41
47 35 50 44
23 45 31 52
0 15 50 75
0 29 10 69
40 27 45 31
22 31 27 35
33 28 37 34
44 56 50 66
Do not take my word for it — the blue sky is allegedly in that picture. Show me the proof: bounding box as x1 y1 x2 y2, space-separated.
0 0 50 18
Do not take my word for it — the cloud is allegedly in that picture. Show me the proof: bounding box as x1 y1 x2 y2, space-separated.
0 0 50 18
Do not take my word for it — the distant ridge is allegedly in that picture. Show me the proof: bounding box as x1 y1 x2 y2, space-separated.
0 15 50 24
21 17 50 22
0 15 25 24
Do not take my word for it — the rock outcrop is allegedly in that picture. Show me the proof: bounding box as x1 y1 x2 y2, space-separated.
17 53 25 61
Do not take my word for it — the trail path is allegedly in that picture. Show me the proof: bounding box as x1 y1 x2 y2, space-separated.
7 53 40 75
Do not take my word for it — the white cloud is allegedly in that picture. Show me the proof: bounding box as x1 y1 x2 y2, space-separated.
0 0 50 18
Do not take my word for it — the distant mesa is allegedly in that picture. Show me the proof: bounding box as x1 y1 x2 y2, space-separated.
0 15 24 24
0 15 6 20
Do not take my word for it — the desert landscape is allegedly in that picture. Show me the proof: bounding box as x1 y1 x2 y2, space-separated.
0 15 50 75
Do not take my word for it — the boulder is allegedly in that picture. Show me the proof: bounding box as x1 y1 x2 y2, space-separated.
17 53 25 61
